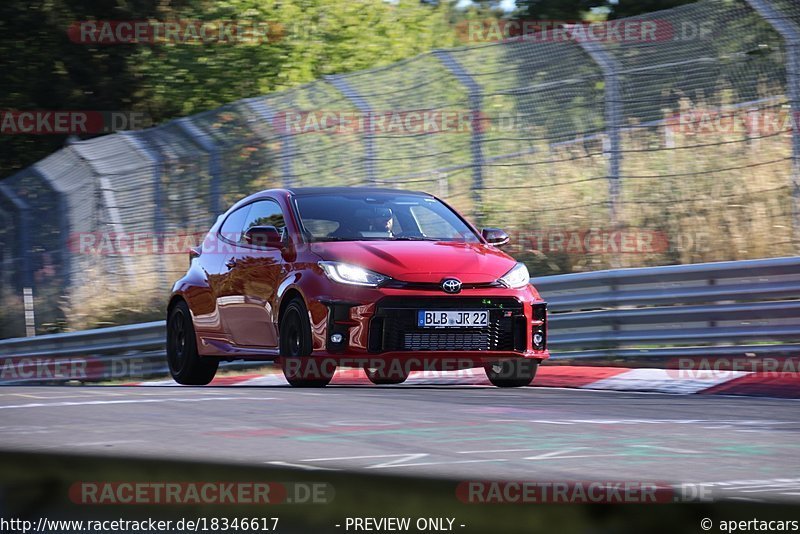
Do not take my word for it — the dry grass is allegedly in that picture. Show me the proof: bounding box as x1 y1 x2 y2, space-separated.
477 108 794 275
1 103 796 335
57 249 188 331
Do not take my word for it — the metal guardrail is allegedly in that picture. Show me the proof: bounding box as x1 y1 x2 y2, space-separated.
1 256 799 383
539 256 800 361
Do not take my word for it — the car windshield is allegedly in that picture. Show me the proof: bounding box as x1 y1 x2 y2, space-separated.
294 192 481 243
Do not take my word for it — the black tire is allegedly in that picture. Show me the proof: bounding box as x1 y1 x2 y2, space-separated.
166 300 218 385
365 366 409 385
485 359 539 388
280 299 334 387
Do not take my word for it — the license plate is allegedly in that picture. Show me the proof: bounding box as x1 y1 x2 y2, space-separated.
418 310 489 328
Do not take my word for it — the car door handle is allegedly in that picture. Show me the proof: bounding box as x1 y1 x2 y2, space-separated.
225 258 237 269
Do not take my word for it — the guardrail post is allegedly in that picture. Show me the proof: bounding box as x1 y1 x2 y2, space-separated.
123 132 167 287
246 99 296 188
23 287 35 337
745 0 800 251
574 37 622 226
433 50 485 224
0 182 32 291
326 75 377 186
177 118 222 220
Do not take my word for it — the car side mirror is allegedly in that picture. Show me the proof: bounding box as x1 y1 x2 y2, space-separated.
244 226 283 248
481 227 509 247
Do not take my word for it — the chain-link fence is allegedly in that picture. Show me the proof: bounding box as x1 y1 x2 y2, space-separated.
1 0 799 336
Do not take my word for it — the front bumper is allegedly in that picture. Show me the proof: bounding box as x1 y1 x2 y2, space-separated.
308 286 548 365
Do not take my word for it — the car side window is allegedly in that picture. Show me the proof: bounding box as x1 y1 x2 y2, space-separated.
219 205 250 244
241 200 286 244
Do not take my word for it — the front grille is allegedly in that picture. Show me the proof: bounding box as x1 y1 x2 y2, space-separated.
403 331 489 351
382 280 503 291
368 297 525 353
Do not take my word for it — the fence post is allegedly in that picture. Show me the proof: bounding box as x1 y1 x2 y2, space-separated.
745 0 800 250
99 175 137 284
31 166 72 291
0 183 31 291
123 131 167 287
433 50 485 224
246 99 296 188
177 118 222 219
326 75 376 186
574 37 622 226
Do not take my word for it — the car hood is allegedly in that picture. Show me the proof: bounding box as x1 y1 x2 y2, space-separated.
309 240 518 283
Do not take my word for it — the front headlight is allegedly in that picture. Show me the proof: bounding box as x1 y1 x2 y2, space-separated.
319 261 390 287
498 262 530 289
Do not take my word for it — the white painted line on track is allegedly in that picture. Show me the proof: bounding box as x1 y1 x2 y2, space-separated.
365 454 430 469
369 458 507 469
0 396 276 410
266 461 338 471
525 420 575 425
293 453 507 470
67 440 148 447
456 448 539 454
302 453 426 463
521 448 589 460
523 453 623 461
629 445 701 454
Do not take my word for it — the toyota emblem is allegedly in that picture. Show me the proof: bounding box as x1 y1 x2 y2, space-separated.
441 278 462 294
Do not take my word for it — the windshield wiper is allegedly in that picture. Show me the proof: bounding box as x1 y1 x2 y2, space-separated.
390 236 445 241
312 236 447 242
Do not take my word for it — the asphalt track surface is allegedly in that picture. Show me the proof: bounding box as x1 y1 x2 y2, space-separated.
2 384 800 502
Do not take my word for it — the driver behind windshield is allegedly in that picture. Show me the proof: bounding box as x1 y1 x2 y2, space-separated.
331 207 393 238
363 207 393 236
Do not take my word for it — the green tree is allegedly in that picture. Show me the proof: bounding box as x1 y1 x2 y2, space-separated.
513 0 698 21
607 0 697 19
0 0 458 179
0 0 165 178
513 0 600 21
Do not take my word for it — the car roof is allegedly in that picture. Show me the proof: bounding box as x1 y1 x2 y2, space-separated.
286 186 432 197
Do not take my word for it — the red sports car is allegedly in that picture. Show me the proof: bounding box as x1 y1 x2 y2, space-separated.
166 187 548 387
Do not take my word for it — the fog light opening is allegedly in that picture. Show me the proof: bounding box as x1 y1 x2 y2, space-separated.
532 331 544 349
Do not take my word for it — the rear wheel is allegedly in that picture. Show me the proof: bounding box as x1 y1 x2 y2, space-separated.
365 366 409 385
485 359 538 388
280 299 334 387
166 300 218 385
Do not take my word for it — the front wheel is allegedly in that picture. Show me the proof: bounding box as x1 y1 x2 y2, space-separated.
280 299 334 387
485 359 539 388
166 300 218 385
